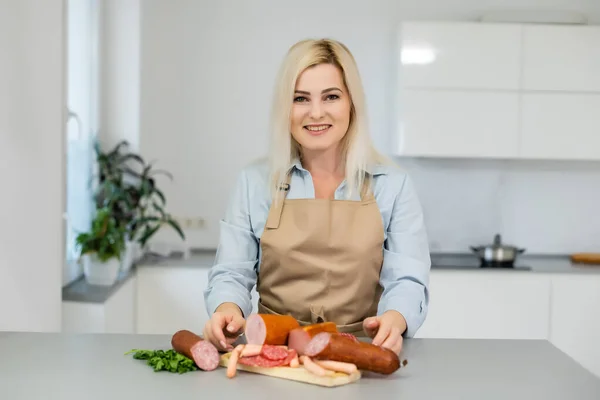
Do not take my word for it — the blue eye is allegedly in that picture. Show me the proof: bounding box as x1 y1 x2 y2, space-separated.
294 96 308 102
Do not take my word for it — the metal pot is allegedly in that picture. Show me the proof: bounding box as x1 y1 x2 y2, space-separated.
470 234 526 263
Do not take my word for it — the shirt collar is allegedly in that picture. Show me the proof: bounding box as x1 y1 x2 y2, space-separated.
290 158 388 176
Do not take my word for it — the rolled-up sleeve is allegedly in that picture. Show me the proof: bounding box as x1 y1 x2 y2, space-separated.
377 173 431 338
203 169 259 318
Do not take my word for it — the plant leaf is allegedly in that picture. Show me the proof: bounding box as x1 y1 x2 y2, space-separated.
166 218 185 239
154 188 166 205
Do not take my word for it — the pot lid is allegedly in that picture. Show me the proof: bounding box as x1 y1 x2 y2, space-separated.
484 234 519 249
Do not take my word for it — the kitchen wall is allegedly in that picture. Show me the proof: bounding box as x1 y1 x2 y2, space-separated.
103 0 600 254
0 0 64 332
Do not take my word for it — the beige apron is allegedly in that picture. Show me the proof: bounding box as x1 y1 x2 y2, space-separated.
257 172 385 337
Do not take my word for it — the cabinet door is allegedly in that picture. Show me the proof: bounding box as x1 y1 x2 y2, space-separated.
136 267 211 334
136 266 260 335
549 274 600 378
520 93 600 160
397 89 520 158
400 21 522 90
522 25 600 92
415 271 551 340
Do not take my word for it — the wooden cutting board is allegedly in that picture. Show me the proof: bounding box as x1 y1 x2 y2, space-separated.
571 253 600 265
219 352 361 387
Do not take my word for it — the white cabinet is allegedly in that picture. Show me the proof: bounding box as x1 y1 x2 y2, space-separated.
396 21 600 161
415 270 551 340
398 89 520 158
136 265 259 335
520 93 600 160
522 25 600 92
549 274 600 378
400 21 522 90
136 266 211 335
62 275 137 334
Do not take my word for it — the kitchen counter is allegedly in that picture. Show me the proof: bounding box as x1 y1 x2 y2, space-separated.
62 250 599 305
138 249 600 274
431 253 600 274
2 332 599 399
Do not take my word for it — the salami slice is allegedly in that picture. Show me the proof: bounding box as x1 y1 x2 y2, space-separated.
238 354 287 368
260 345 289 361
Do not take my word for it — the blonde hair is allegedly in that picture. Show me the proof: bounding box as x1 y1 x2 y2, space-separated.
268 38 388 202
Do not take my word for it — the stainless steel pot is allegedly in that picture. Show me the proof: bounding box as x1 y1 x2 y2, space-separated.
470 234 526 263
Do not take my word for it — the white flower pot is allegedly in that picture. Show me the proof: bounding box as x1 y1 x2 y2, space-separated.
82 254 121 286
120 241 135 274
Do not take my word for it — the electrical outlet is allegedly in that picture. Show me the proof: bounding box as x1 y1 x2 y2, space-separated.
174 216 205 229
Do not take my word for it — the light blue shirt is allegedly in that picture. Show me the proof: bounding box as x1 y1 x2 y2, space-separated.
203 159 431 338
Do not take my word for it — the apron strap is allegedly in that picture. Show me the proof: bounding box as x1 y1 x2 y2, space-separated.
360 173 375 202
265 172 292 229
266 171 373 229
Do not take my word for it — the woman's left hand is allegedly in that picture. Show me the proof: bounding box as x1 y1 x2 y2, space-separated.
363 310 407 355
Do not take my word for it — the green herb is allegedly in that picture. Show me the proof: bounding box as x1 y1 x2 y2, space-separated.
125 349 199 374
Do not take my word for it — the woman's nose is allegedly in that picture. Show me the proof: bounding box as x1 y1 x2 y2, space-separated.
309 101 324 119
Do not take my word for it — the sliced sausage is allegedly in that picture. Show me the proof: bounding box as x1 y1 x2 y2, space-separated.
303 332 400 375
244 314 300 345
260 344 289 361
171 330 219 371
287 322 338 355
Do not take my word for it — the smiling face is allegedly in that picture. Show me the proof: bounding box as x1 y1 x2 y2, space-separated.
290 63 352 154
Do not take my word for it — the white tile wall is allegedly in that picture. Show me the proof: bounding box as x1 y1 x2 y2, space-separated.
398 157 600 254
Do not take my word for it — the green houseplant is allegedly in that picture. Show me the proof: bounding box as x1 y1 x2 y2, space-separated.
76 207 126 286
93 140 185 272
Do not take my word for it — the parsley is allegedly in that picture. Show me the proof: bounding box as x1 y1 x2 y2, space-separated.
125 349 199 374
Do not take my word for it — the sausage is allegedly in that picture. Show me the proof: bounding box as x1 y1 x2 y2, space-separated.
227 345 244 378
287 322 338 355
241 344 263 357
171 330 219 371
313 360 358 375
244 314 300 345
300 356 335 376
303 332 400 375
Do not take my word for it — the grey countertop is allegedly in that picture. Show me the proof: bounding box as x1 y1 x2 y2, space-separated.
1 332 598 399
430 252 600 274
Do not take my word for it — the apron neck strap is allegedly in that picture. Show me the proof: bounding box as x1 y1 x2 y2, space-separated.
360 173 375 201
265 172 292 229
266 171 374 229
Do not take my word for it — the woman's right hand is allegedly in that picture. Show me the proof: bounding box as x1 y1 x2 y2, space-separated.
203 302 246 352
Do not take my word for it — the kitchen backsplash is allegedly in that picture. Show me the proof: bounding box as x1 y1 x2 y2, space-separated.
394 157 600 255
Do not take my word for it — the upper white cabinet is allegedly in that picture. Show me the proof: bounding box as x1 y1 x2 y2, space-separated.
400 21 522 90
522 25 600 92
520 93 600 160
397 21 600 161
399 89 519 158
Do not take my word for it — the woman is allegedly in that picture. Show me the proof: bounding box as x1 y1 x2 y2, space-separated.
203 38 430 355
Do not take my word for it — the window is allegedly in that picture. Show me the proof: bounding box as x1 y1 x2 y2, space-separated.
64 0 99 286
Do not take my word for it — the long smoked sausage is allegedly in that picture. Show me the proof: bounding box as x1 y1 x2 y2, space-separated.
171 330 219 371
287 322 338 355
303 332 401 375
244 314 300 345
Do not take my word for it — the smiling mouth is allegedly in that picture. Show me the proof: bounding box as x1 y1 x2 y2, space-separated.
304 124 332 135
